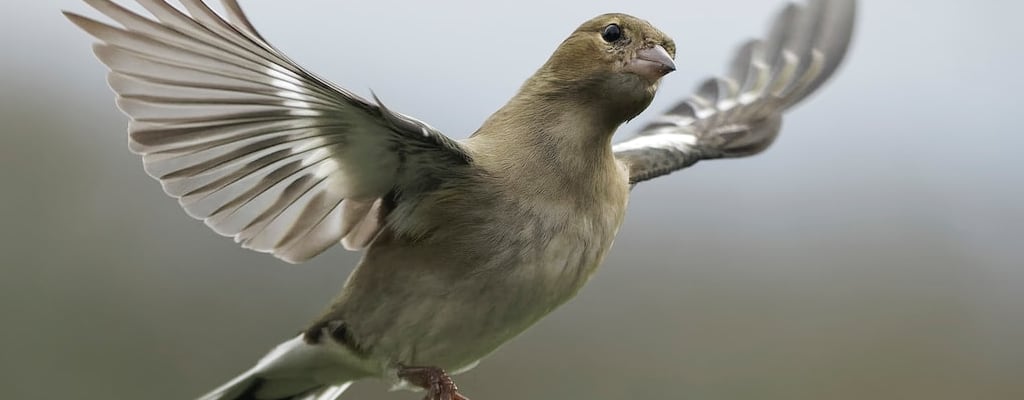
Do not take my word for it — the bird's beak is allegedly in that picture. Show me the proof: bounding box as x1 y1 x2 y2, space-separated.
627 45 676 82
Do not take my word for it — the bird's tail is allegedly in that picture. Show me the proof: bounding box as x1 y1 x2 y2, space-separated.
198 335 369 400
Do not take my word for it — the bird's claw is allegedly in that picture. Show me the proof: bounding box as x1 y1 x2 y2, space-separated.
398 366 470 400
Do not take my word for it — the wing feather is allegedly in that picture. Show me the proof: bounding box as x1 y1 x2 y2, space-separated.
615 0 856 184
66 0 472 263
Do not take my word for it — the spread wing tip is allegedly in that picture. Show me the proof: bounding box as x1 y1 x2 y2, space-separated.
616 0 856 184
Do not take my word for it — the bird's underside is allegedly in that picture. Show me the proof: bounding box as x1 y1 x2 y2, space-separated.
64 0 856 399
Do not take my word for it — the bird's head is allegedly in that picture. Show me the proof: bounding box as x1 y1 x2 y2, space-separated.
529 13 676 122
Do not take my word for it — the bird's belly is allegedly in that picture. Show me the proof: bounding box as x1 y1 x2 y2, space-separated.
399 219 619 371
336 181 630 375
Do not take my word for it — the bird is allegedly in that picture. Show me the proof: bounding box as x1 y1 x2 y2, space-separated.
64 0 856 399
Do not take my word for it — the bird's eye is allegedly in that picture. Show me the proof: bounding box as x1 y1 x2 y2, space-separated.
601 24 622 42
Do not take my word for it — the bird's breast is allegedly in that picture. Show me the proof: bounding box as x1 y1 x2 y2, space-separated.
466 173 629 337
493 158 632 309
513 202 625 302
338 156 630 371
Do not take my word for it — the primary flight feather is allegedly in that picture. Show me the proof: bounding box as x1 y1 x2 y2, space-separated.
65 1 856 399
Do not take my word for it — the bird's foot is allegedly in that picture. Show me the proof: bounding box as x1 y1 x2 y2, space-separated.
398 366 470 400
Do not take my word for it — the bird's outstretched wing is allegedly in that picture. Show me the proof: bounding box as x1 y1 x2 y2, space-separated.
64 0 472 263
614 0 856 184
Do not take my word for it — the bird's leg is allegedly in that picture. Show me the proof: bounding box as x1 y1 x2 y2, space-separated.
397 366 470 400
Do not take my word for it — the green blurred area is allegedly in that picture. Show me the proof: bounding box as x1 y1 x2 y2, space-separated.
2 1 1022 399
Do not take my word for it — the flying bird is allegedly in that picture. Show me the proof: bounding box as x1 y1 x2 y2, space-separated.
64 0 856 399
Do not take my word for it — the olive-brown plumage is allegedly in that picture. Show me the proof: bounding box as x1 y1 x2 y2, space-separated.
64 0 856 399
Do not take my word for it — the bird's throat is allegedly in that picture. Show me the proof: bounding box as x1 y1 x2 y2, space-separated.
468 93 625 201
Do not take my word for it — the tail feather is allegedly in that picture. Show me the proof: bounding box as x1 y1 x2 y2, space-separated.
204 376 352 400
198 335 368 400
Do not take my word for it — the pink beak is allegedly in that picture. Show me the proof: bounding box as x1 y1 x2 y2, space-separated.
627 45 676 82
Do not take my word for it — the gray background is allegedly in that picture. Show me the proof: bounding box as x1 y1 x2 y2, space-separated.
2 0 1021 399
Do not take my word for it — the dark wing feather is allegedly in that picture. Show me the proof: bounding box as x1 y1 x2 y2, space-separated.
614 0 856 184
65 0 471 263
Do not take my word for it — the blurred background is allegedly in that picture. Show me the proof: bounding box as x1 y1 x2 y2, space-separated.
2 0 1021 399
